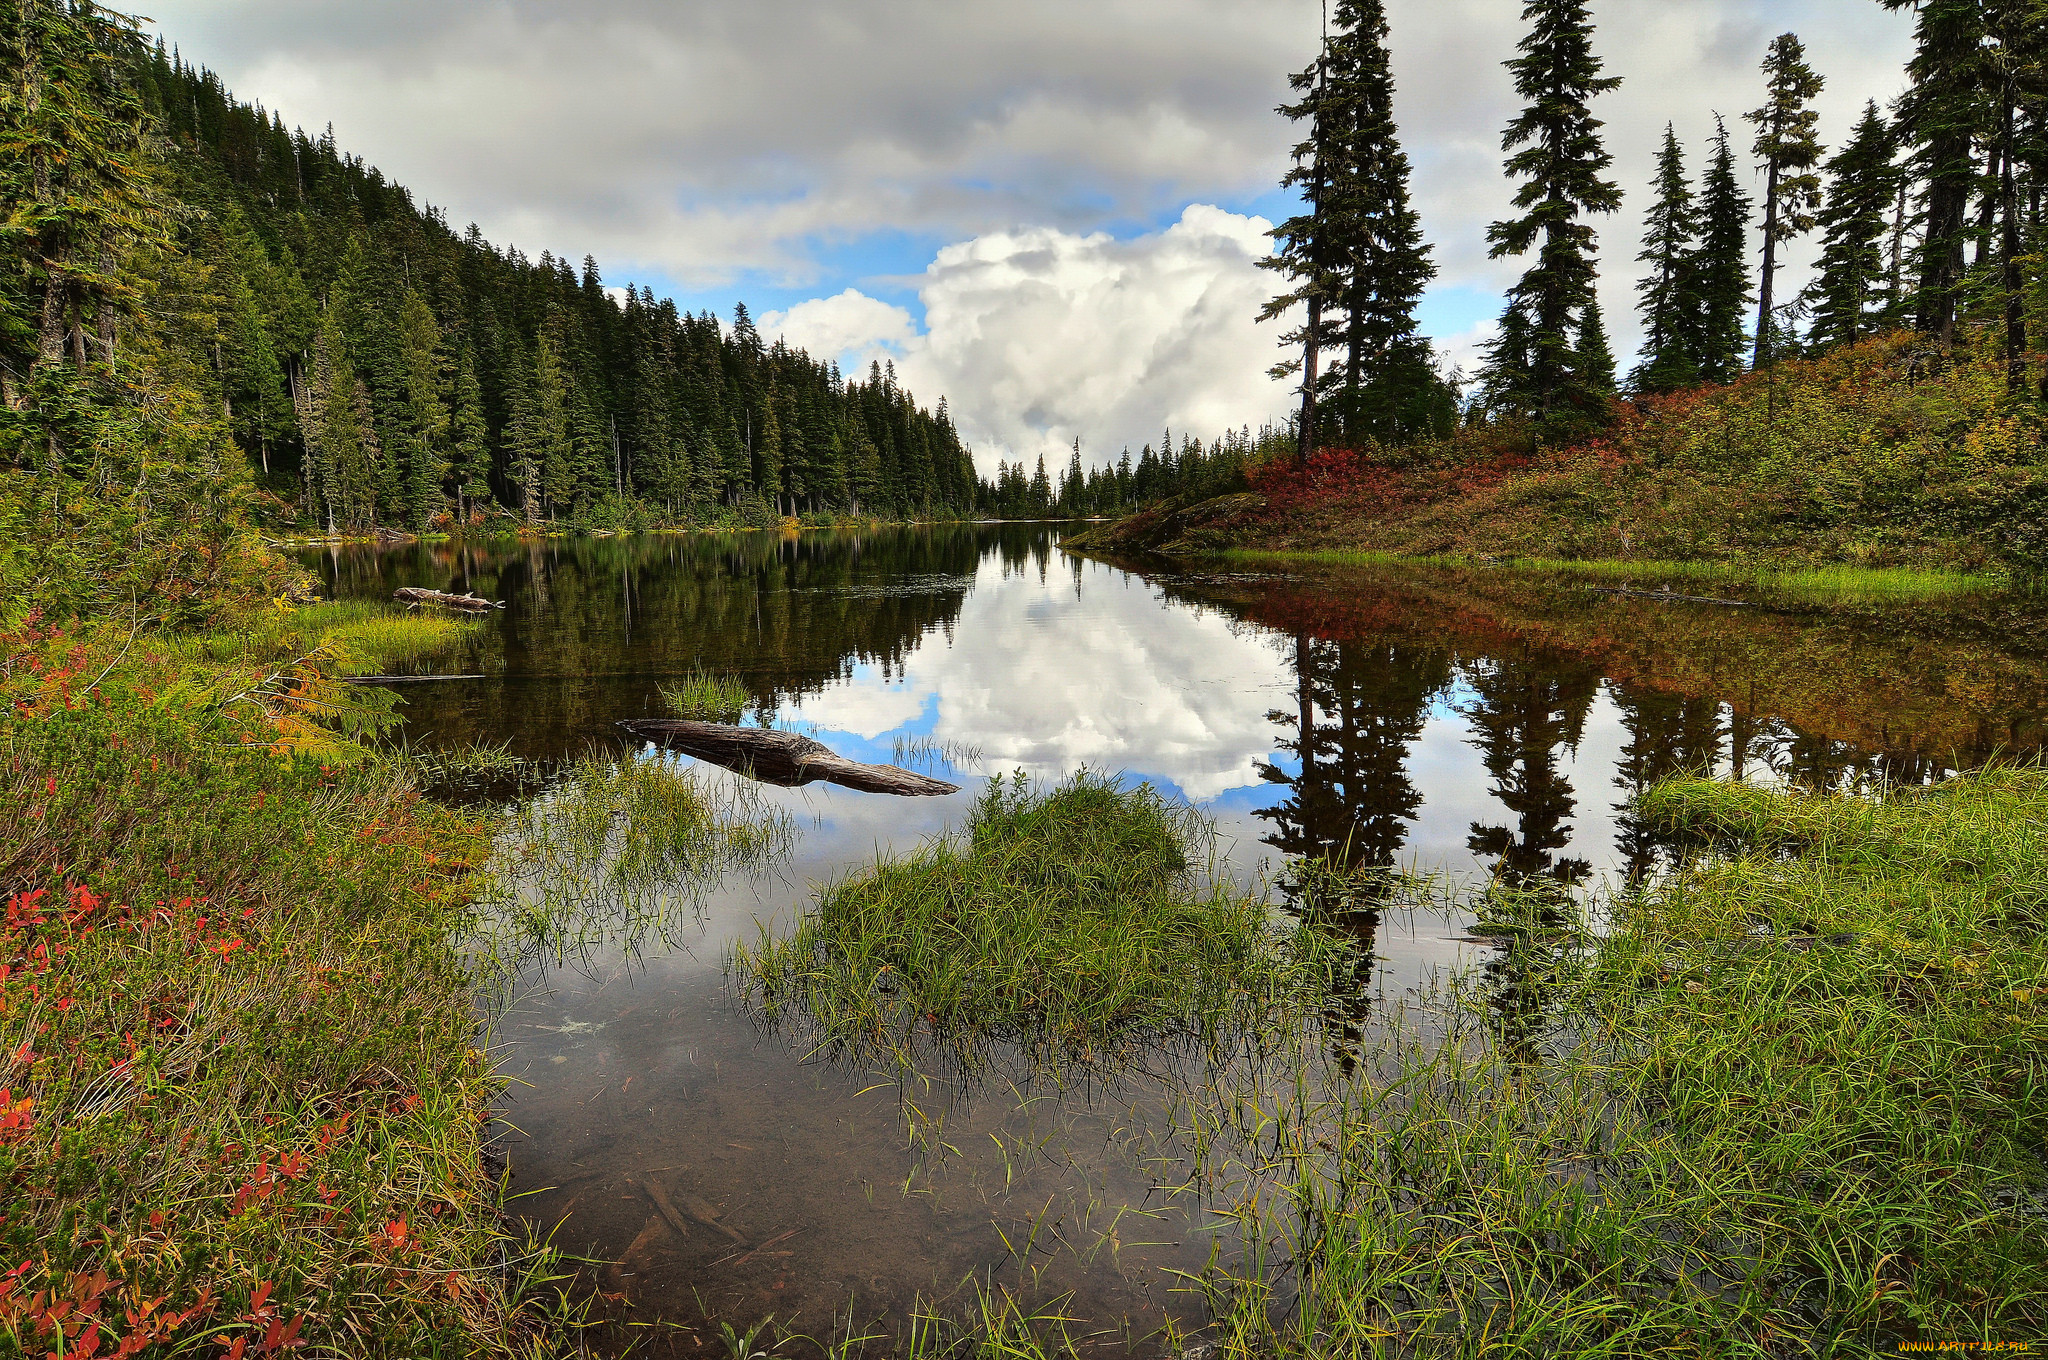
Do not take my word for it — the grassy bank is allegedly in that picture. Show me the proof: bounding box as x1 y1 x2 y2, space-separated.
1219 547 2005 603
1069 334 2048 576
740 768 2048 1355
1191 767 2048 1354
0 604 575 1357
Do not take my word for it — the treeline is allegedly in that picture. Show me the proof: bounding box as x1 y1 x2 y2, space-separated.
982 424 1297 518
1265 0 2047 454
122 41 979 532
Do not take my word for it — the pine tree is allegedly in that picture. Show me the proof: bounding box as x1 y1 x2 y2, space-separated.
1260 28 1342 465
1805 101 1900 350
1319 0 1446 444
1576 295 1616 397
1629 124 1700 392
1746 33 1826 369
1481 0 1623 432
1881 0 1987 343
1 0 166 471
396 289 448 528
447 345 490 524
1690 117 1753 383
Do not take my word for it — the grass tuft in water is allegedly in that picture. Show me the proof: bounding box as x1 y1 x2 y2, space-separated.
490 750 793 963
658 668 751 723
164 599 483 674
738 771 1317 1048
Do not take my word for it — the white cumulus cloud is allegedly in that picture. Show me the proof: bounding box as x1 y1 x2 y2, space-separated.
764 206 1291 470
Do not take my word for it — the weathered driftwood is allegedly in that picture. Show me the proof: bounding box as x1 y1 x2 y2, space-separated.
343 673 486 685
1585 585 1753 608
619 719 960 796
393 586 503 612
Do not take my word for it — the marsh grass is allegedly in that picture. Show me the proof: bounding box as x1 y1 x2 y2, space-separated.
164 598 484 674
890 733 987 771
658 668 752 723
737 772 1330 1052
1221 547 2000 603
488 750 794 965
749 769 2048 1357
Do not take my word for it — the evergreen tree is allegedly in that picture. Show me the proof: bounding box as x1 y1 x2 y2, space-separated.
1629 124 1699 392
1746 33 1826 369
1575 295 1616 397
1805 101 1901 349
447 345 489 524
396 289 448 528
1689 117 1753 383
1 0 165 472
1260 31 1342 464
1881 0 1987 343
1481 0 1623 432
1320 0 1447 444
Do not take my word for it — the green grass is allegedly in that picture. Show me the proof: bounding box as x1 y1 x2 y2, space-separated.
657 668 752 723
1221 546 2002 602
0 615 577 1356
489 750 794 963
736 771 1321 1050
163 599 484 673
738 769 2048 1356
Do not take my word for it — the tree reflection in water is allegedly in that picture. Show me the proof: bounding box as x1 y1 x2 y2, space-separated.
1255 630 1451 1067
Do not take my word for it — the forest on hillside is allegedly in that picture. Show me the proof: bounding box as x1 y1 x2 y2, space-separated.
1259 0 2045 460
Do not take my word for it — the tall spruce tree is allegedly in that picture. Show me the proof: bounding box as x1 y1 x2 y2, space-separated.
1690 116 1753 382
395 289 448 528
1805 101 1900 349
2 0 165 473
447 345 489 524
1881 0 1988 344
1746 33 1826 369
1320 0 1447 444
1629 124 1700 392
1260 31 1341 465
1480 0 1623 431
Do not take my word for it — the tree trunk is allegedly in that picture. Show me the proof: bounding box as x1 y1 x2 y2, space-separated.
2000 89 2026 395
1753 160 1780 370
1297 291 1321 468
619 720 960 796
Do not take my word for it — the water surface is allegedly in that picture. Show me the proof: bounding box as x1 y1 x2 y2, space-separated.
308 526 2047 1353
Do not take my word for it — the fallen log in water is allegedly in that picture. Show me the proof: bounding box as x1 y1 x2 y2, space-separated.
393 586 503 612
619 719 961 796
343 674 487 685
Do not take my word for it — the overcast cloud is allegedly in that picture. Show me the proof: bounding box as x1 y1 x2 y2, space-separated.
145 0 1917 469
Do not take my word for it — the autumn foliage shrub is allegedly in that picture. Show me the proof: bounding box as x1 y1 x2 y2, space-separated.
0 613 553 1357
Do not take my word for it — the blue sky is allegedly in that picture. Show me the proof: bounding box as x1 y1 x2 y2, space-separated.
147 0 1916 467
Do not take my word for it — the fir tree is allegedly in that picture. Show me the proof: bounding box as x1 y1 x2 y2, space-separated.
1745 33 1826 369
1881 0 1987 343
1805 101 1900 350
1689 117 1753 383
1575 295 1616 398
1 0 165 471
447 345 490 524
396 289 448 528
1481 0 1623 432
1320 0 1445 444
1629 124 1699 393
1260 28 1342 465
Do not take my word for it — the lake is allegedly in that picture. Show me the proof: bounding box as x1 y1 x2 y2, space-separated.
305 525 2047 1355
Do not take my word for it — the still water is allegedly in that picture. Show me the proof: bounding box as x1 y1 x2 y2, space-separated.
307 525 2047 1354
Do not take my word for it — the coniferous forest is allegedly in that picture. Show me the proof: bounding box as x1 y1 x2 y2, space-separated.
1077 0 2048 569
